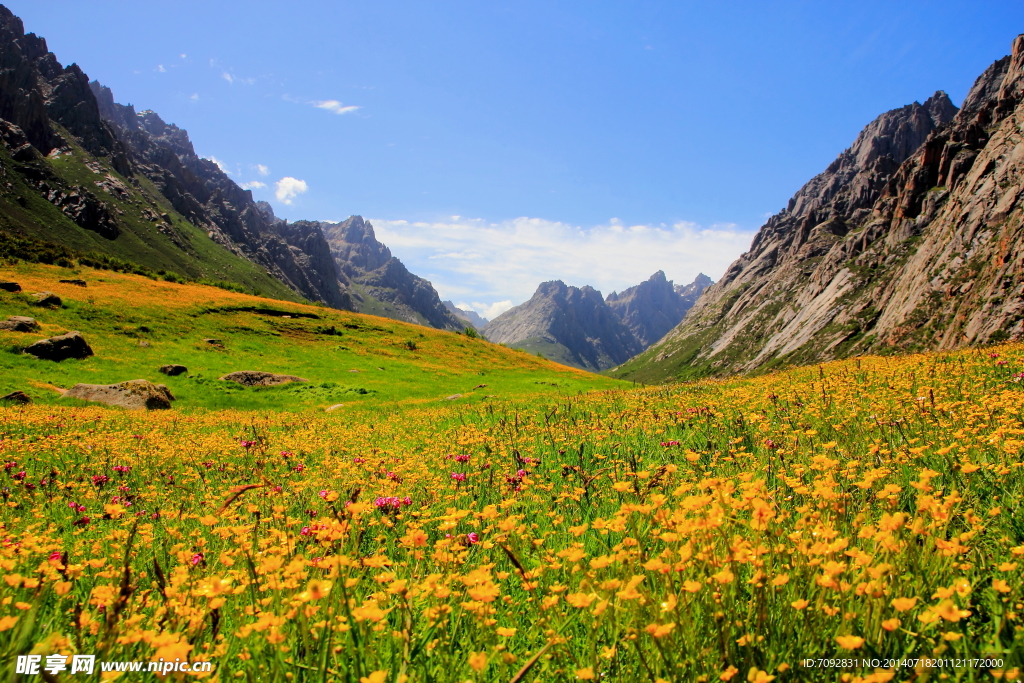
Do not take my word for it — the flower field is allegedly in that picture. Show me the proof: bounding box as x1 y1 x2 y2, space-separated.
1 344 1023 681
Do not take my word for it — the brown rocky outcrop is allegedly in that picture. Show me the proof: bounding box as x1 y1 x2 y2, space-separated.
31 291 60 307
0 390 30 404
158 364 188 376
62 379 173 410
615 34 1024 382
24 330 92 360
220 371 308 386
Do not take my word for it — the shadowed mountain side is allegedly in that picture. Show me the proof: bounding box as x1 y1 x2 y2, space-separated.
444 301 488 330
606 271 712 348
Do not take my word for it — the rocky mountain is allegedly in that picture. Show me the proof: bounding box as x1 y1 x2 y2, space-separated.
483 281 642 371
315 216 464 331
606 271 711 348
0 5 311 302
614 34 1024 383
443 301 488 330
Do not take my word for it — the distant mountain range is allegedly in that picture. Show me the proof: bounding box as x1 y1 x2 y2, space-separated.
614 33 1024 383
443 301 489 330
482 272 711 371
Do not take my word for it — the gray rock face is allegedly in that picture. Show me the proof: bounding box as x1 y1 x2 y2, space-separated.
606 272 712 348
0 315 39 332
62 379 173 410
318 216 465 331
219 371 308 386
158 364 187 376
616 34 1024 382
483 281 642 371
24 330 92 361
443 301 489 330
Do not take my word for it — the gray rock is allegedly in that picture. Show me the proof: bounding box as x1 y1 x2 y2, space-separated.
159 364 188 376
219 371 308 386
32 292 62 307
444 394 463 400
0 282 21 292
606 271 713 349
325 403 345 412
24 331 93 361
0 316 39 332
62 379 173 410
58 279 87 286
0 390 30 404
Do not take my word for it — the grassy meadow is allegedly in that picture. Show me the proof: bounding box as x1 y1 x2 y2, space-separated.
0 264 1022 681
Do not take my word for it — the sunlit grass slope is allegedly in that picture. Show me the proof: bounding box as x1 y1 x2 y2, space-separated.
0 263 620 409
0 339 1022 680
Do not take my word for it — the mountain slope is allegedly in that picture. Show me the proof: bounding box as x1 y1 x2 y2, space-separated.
444 301 489 330
605 271 711 348
482 280 642 371
614 35 1024 383
316 216 464 331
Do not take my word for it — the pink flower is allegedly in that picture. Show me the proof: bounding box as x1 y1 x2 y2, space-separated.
292 464 305 473
467 532 480 545
191 553 204 566
450 454 470 463
318 490 328 499
450 472 466 482
353 457 366 464
300 526 312 536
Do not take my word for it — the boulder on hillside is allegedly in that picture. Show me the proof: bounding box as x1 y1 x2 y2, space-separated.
0 316 39 332
58 279 87 286
32 292 62 307
0 282 21 292
24 331 93 361
220 371 308 387
62 380 174 410
0 391 31 404
159 364 188 376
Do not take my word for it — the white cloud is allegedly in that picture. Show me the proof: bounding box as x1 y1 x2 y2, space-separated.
221 71 255 85
156 64 166 73
312 100 361 115
180 53 187 59
255 164 270 177
190 93 199 101
371 216 756 315
222 72 234 84
240 181 267 190
205 156 231 174
275 177 308 205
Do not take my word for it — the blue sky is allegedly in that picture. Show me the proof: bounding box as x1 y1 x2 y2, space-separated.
8 1 1023 317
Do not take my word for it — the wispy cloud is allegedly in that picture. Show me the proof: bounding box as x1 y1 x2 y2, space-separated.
312 100 361 115
275 177 308 205
190 93 199 101
240 181 267 190
156 64 166 73
370 216 755 319
255 164 270 177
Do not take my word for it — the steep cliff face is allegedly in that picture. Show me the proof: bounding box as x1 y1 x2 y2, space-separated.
614 35 1024 383
483 281 642 371
606 271 711 348
317 216 464 330
89 83 349 309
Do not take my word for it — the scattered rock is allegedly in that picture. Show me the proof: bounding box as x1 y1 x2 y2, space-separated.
0 316 39 332
138 340 150 348
348 369 360 373
24 331 93 361
32 292 62 307
219 371 308 387
58 279 87 286
473 384 487 389
0 282 21 292
0 391 31 404
325 403 345 412
444 394 463 401
203 338 223 346
159 364 188 376
62 380 173 410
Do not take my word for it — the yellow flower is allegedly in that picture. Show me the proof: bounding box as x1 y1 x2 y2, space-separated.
644 622 676 638
712 568 734 584
575 668 596 680
683 580 703 593
0 615 17 631
790 599 809 610
360 672 387 683
746 668 775 683
881 618 900 631
771 574 789 587
993 579 1012 593
566 593 597 609
496 627 516 637
934 599 969 622
719 665 739 681
468 652 487 673
942 631 962 641
890 597 917 612
835 635 864 649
